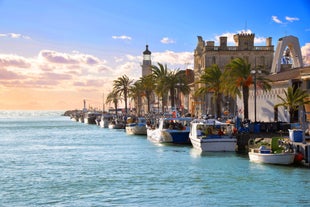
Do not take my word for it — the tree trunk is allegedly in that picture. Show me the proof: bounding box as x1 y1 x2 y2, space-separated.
242 86 249 120
216 93 222 118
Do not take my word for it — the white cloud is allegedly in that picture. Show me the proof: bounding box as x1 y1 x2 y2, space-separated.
112 35 132 40
271 15 300 24
285 16 299 22
0 50 112 90
152 50 193 69
160 37 175 44
272 16 283 24
301 43 310 66
0 33 31 40
214 29 266 45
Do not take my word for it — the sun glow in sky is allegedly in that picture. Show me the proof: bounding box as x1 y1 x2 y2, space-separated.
0 0 309 110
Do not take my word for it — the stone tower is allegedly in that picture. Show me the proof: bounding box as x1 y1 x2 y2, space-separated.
192 32 274 117
142 45 152 77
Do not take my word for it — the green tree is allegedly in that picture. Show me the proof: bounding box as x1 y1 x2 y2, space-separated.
106 89 122 115
140 74 155 113
113 75 133 115
152 63 190 111
129 80 144 116
151 63 169 112
275 86 310 123
224 58 271 120
195 64 223 118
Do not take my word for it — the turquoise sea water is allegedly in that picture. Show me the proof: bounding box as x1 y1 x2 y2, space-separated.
1 111 310 207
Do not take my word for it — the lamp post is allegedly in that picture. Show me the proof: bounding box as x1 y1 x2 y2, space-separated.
250 69 261 123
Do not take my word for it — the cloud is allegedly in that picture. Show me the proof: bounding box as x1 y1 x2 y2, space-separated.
0 68 25 80
272 16 283 24
0 33 31 40
285 16 299 22
152 50 193 69
160 37 175 44
0 50 112 91
271 16 300 24
39 50 101 65
214 29 266 45
0 54 31 68
112 35 132 40
301 43 310 66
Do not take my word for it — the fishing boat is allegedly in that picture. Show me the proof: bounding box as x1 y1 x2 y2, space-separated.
83 111 101 124
248 137 295 165
189 119 237 152
108 117 125 129
99 113 114 128
147 117 192 144
125 117 147 135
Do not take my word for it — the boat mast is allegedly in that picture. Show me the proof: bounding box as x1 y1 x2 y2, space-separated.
102 93 105 113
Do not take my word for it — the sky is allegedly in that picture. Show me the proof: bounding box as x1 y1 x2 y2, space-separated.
0 0 309 110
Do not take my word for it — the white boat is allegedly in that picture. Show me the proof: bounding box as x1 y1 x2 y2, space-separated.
125 117 147 135
99 113 114 128
248 137 295 165
83 111 101 124
108 118 125 129
189 119 237 152
147 117 192 144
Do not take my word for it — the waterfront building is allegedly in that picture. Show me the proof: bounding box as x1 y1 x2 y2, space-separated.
193 32 274 117
241 36 309 124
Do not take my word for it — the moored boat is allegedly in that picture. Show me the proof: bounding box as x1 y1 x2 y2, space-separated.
108 117 125 129
248 137 295 165
189 119 237 152
147 117 192 144
83 111 101 124
100 113 114 128
125 117 147 135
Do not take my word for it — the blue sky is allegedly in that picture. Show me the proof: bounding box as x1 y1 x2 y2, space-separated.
0 0 309 109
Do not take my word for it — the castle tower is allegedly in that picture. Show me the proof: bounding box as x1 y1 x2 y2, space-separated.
142 45 152 77
233 33 255 50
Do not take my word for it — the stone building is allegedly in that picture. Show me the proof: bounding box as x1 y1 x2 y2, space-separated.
192 32 274 117
239 35 309 124
193 33 309 127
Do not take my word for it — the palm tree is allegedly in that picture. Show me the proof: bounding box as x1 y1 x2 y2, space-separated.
224 58 271 120
275 86 310 123
152 63 190 111
175 70 191 110
167 70 190 109
113 75 133 115
129 80 144 116
106 89 122 115
195 64 223 118
151 63 169 112
140 74 155 113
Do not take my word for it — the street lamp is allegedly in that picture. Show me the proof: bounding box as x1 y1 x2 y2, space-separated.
250 69 261 123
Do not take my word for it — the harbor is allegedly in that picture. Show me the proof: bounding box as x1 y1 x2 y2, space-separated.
64 109 310 168
1 110 310 206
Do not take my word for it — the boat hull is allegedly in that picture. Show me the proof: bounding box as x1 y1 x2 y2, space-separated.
126 124 147 135
147 128 190 144
190 136 237 152
248 150 295 165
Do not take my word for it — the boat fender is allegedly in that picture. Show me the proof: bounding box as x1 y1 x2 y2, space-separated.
294 152 303 162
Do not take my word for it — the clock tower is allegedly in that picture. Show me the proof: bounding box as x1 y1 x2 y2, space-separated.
142 45 152 77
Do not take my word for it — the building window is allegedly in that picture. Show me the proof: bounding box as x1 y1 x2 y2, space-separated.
212 56 216 64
